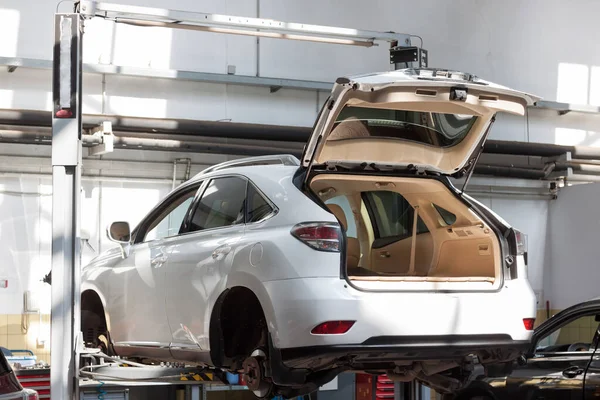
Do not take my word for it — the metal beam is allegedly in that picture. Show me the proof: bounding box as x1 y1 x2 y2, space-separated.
0 56 332 92
532 100 600 115
78 1 410 45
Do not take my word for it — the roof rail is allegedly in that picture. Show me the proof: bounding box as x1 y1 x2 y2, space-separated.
199 154 300 175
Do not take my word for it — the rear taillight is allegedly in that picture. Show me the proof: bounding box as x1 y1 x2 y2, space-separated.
291 222 342 252
311 320 355 335
523 318 535 331
514 229 527 256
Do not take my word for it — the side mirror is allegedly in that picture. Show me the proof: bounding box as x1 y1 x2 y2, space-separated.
107 221 131 243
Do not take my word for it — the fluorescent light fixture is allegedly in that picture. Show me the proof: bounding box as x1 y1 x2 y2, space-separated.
120 19 376 47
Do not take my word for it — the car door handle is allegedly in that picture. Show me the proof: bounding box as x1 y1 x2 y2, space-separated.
151 253 168 268
212 246 232 260
562 366 585 378
379 251 391 258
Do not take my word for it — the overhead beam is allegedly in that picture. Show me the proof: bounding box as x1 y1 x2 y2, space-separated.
78 0 410 45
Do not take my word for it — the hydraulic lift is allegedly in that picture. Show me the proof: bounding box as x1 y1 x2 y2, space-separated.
49 2 429 399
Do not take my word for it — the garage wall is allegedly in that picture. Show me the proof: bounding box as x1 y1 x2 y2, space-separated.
546 182 600 310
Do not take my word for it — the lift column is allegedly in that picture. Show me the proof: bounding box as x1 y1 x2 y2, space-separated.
50 12 84 400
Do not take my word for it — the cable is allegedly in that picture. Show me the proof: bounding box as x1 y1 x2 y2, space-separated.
96 380 106 400
55 0 75 13
410 34 424 49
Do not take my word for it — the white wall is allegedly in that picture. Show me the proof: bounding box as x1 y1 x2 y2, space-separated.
546 182 600 310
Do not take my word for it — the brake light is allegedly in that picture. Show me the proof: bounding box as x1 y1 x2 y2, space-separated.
523 318 535 331
514 229 527 256
291 223 341 252
311 321 355 335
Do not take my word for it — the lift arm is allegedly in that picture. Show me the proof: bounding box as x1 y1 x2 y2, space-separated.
77 0 411 47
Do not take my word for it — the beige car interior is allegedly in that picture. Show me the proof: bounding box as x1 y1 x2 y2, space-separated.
314 174 500 283
312 87 528 173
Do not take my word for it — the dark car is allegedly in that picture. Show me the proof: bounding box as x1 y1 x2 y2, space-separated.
450 298 600 400
0 349 38 400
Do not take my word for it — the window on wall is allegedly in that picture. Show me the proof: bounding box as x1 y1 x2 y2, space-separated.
188 176 247 232
363 191 428 240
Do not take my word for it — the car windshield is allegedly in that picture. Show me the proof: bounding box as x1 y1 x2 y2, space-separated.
331 105 478 148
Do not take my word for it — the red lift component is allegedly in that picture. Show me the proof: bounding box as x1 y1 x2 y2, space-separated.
376 375 395 399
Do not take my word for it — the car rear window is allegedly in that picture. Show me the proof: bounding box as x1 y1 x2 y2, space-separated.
433 204 457 225
331 105 477 148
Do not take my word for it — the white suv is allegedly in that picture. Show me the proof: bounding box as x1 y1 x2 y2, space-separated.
81 68 538 399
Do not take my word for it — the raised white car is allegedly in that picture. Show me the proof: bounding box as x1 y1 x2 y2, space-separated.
81 68 538 399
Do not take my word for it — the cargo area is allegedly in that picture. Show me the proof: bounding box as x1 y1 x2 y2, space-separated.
310 174 502 289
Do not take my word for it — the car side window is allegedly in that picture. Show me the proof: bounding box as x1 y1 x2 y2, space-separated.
188 176 247 232
142 186 199 242
536 314 600 354
246 183 275 223
363 191 428 239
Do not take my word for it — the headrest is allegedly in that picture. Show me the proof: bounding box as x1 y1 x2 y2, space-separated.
329 117 371 141
327 204 347 230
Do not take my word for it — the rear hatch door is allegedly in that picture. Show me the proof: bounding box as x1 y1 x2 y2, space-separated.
302 68 540 176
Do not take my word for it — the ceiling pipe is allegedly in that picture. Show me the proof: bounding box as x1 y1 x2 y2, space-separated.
5 109 600 159
483 140 600 160
0 129 304 157
473 165 548 180
0 109 311 142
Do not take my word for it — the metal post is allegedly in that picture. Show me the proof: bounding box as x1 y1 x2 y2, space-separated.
51 12 84 400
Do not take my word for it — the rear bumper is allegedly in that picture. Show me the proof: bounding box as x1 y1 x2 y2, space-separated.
280 335 530 368
262 277 536 349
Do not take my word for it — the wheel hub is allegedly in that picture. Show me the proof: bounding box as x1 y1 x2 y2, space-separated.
242 350 273 399
242 357 263 391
